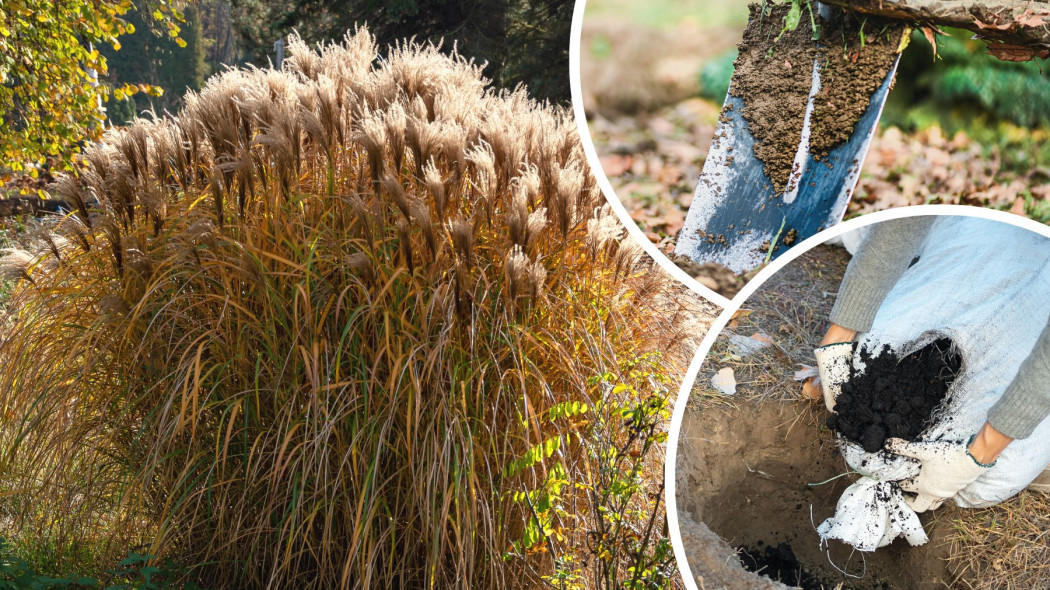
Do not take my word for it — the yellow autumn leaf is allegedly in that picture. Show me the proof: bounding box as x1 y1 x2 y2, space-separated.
897 25 911 54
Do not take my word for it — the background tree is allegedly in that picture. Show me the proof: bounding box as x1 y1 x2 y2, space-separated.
228 0 572 103
198 0 244 71
504 0 572 102
102 3 208 125
0 0 187 174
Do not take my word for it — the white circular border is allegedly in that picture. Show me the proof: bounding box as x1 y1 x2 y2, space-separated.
568 0 733 309
567 3 1050 584
664 204 1050 589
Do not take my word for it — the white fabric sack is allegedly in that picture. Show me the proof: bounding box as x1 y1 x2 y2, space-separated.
817 440 927 551
819 216 1050 551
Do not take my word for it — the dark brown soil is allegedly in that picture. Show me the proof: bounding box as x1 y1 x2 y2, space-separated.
738 542 830 589
676 400 957 590
828 338 963 453
676 246 967 589
730 3 904 191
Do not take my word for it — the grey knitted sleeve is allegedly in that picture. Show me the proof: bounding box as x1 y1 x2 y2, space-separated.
988 317 1050 440
828 217 935 333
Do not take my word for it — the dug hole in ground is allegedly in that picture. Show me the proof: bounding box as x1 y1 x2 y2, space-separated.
674 235 1050 590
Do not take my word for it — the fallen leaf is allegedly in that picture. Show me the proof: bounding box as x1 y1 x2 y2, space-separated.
697 276 721 292
726 308 752 329
727 333 771 357
655 164 683 185
662 140 704 164
1010 196 1026 216
1013 7 1050 29
973 17 1013 32
1031 184 1050 200
663 218 685 236
801 378 823 402
751 332 774 345
794 364 822 402
599 154 633 177
647 116 676 137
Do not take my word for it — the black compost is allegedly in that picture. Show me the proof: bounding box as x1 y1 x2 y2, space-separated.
828 338 963 453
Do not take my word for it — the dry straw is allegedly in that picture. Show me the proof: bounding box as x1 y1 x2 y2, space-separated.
944 492 1050 589
0 30 703 589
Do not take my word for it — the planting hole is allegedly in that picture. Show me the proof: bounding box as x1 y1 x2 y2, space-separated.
676 401 955 589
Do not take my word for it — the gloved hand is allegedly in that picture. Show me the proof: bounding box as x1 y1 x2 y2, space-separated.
885 436 994 512
814 342 854 412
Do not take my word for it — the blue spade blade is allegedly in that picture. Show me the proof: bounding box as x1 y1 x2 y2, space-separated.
674 54 900 273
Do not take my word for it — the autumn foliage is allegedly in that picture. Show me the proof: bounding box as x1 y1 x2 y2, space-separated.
0 0 185 173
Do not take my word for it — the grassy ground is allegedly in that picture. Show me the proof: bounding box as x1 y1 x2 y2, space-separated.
944 492 1050 590
691 244 851 408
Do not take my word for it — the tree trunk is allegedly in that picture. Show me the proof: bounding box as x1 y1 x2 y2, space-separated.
820 0 1050 54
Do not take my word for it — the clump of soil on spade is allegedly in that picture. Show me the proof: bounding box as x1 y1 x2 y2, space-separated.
729 3 817 192
808 12 901 158
729 3 903 191
828 338 963 453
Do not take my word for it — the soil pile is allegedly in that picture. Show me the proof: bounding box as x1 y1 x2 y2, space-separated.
828 338 963 453
729 4 903 191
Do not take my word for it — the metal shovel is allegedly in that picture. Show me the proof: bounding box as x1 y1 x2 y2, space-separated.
673 3 901 273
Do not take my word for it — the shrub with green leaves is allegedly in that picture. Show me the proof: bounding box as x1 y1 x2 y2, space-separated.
0 0 179 172
698 49 737 103
887 28 1050 129
0 30 700 589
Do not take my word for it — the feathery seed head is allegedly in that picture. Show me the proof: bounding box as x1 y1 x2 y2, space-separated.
0 249 36 284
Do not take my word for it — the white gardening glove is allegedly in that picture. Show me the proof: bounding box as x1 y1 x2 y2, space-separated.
885 436 994 513
814 342 854 412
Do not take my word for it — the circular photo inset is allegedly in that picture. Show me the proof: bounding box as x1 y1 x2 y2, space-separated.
669 208 1050 590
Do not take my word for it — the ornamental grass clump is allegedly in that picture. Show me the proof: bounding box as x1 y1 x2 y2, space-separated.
0 30 701 589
